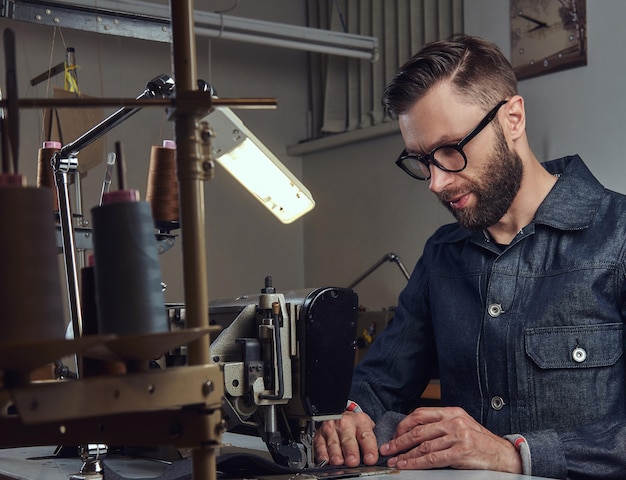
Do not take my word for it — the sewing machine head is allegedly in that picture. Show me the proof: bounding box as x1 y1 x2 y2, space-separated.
167 277 359 469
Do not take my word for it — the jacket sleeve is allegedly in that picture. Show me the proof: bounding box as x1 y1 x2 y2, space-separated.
349 254 438 423
520 417 626 479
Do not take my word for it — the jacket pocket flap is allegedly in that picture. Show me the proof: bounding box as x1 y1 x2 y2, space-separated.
525 323 623 369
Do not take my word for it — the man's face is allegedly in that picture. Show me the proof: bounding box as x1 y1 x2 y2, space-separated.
398 84 523 231
437 124 523 231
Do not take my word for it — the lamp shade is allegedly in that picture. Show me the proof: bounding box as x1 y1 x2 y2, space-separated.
207 107 315 224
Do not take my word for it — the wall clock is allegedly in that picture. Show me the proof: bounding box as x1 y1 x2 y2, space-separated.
510 0 587 80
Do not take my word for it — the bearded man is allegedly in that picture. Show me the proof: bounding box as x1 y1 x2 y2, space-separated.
314 35 626 480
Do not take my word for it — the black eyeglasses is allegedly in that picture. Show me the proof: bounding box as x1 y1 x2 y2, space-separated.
395 100 507 181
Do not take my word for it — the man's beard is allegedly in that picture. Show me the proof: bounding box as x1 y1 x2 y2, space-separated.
438 127 523 232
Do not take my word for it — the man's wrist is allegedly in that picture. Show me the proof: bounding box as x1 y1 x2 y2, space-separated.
504 434 531 475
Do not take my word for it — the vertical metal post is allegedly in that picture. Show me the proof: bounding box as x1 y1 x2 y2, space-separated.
169 2 216 480
54 166 83 342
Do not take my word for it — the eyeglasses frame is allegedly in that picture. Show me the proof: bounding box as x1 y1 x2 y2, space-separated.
395 99 508 181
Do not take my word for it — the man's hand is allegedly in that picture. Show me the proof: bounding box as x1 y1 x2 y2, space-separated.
313 411 379 467
380 407 522 473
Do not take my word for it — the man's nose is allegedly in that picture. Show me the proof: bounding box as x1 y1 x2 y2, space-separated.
428 165 454 193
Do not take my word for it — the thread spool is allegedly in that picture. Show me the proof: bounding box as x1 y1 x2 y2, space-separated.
0 185 66 346
37 141 62 211
146 140 179 231
91 189 168 337
80 255 126 376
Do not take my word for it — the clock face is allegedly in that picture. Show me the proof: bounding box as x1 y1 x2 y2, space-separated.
510 0 587 80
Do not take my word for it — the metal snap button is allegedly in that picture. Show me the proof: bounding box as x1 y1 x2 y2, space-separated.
488 303 503 317
572 347 587 363
491 396 505 410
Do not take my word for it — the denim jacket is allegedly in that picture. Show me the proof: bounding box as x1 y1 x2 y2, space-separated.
350 155 626 479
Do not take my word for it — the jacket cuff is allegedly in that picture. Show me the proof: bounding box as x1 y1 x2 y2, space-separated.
504 434 531 475
511 430 567 479
345 400 363 413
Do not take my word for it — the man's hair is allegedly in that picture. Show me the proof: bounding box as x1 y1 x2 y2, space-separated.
382 35 518 118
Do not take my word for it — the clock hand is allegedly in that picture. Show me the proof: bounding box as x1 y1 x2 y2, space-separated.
518 13 549 29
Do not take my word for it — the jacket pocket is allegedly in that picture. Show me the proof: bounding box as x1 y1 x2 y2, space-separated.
523 323 624 430
525 323 623 369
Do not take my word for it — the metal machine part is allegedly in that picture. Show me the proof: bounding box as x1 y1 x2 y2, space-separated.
167 278 359 469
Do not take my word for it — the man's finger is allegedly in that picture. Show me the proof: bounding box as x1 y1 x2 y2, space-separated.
337 430 361 466
314 420 346 465
313 428 332 464
356 426 379 465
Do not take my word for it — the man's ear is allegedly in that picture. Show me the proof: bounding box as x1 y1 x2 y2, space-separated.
504 95 526 141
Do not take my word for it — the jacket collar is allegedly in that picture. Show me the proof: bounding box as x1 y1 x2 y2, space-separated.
533 155 605 231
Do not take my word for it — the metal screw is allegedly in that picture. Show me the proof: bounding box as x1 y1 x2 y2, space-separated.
215 420 227 436
202 380 214 396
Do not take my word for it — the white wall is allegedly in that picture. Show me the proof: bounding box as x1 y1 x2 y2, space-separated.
0 1 312 306
303 0 626 311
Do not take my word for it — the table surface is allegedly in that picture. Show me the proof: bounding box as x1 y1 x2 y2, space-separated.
0 434 555 480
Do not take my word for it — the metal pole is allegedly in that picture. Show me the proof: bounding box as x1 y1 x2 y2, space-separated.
169 2 216 479
54 168 83 340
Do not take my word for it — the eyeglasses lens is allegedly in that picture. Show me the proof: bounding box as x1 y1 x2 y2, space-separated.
402 156 430 179
432 146 466 171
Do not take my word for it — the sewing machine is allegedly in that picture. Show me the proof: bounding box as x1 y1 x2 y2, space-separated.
167 277 359 469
